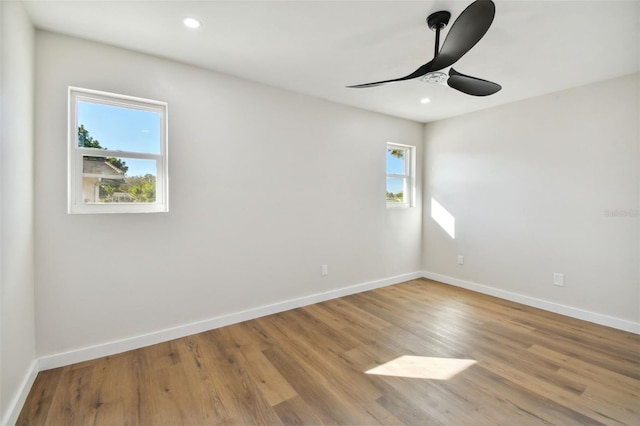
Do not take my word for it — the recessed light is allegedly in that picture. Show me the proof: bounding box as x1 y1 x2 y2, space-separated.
183 17 202 29
420 98 431 104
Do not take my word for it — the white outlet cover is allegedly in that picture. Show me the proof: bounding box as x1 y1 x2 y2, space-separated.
321 265 328 276
553 273 564 286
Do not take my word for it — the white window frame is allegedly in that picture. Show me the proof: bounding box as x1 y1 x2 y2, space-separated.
68 87 169 214
386 142 416 208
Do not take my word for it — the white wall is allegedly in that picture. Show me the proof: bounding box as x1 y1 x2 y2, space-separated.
0 1 37 424
34 32 423 360
423 73 639 326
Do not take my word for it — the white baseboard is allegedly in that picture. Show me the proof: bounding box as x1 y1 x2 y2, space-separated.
38 271 423 371
422 271 640 334
19 269 638 423
2 359 38 426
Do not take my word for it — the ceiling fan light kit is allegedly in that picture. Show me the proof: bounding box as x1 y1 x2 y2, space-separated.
421 72 448 84
348 0 502 97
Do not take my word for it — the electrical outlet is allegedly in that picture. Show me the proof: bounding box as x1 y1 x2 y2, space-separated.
457 255 464 265
321 265 328 276
553 273 564 287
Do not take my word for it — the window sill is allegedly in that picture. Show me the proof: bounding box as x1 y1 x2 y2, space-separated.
386 203 413 209
68 203 169 214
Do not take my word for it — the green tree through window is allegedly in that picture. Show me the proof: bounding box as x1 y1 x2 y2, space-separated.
78 125 156 203
78 125 129 173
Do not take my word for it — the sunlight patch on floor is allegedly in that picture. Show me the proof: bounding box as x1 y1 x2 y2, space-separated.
366 356 477 380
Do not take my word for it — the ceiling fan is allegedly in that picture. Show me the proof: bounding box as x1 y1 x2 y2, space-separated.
347 0 501 96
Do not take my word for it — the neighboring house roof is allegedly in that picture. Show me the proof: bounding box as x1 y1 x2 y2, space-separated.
82 158 126 179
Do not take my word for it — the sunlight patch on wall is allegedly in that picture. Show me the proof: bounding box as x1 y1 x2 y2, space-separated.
431 197 456 239
366 356 476 380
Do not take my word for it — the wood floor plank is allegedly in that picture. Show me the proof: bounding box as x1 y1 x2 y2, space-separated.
17 278 640 425
15 368 63 426
173 336 234 424
199 329 284 425
85 352 141 426
261 346 349 424
317 297 393 331
272 395 324 425
458 365 603 425
472 349 636 424
256 312 386 411
42 365 96 425
528 344 640 395
238 343 298 407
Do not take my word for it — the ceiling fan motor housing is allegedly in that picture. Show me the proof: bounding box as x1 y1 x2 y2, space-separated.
427 11 451 31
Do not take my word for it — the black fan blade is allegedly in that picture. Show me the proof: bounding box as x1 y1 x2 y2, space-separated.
447 68 501 96
430 0 495 72
347 59 434 88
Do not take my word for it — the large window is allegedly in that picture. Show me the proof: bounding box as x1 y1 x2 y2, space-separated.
386 142 415 208
68 87 168 214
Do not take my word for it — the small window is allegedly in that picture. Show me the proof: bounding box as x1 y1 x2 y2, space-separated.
386 142 415 208
68 87 168 213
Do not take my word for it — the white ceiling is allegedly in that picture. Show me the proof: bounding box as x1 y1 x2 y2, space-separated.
23 0 640 123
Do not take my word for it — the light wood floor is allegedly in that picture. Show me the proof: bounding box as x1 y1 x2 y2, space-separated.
18 279 640 425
